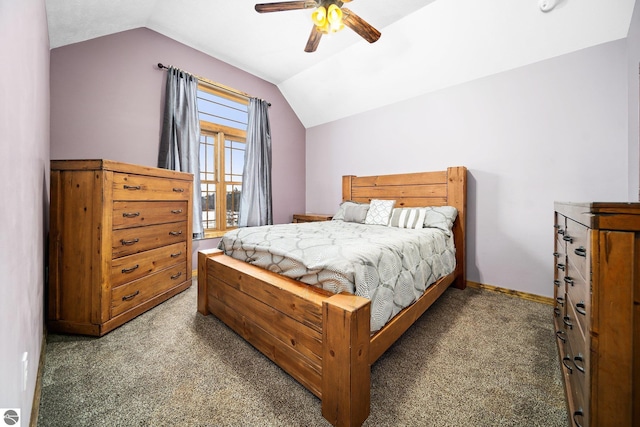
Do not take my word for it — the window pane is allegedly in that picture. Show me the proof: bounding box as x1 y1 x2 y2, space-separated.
225 138 245 183
224 145 231 181
199 140 206 178
197 91 248 130
200 134 216 183
201 183 216 229
226 185 241 227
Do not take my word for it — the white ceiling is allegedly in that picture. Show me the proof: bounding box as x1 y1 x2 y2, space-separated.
46 0 636 128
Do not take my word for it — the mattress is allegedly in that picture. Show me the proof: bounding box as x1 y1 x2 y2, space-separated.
218 220 456 332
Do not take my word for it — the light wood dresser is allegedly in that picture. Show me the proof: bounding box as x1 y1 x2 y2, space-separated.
553 202 639 427
48 159 193 336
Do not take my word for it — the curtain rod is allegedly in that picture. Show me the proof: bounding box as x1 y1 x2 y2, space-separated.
157 63 271 106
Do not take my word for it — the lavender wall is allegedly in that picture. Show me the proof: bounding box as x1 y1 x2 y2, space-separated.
50 28 306 250
306 40 633 299
0 0 50 423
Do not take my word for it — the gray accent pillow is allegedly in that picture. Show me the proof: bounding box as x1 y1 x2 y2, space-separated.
343 204 370 223
333 201 369 221
423 206 458 235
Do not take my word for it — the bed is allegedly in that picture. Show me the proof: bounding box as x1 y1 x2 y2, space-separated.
197 166 467 426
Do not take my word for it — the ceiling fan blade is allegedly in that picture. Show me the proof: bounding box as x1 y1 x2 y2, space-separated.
255 1 317 13
341 7 381 44
304 26 323 52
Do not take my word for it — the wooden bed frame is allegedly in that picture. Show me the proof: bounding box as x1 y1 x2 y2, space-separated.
197 166 467 426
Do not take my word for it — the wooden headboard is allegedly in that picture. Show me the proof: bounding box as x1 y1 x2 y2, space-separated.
341 166 467 289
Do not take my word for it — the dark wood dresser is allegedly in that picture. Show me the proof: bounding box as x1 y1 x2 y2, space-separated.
48 159 193 336
553 202 639 427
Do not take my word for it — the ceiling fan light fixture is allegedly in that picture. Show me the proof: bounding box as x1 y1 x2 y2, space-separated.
312 3 344 34
326 4 344 33
311 6 327 27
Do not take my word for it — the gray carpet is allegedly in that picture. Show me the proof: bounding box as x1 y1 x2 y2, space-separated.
37 280 568 426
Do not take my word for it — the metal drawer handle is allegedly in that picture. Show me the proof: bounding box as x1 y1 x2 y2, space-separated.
553 252 560 258
121 264 139 274
555 330 567 343
553 307 561 317
564 276 574 286
573 410 584 427
573 354 585 373
563 235 573 243
121 238 139 246
170 251 182 258
562 356 573 374
123 185 141 190
122 212 140 218
171 271 182 280
574 246 587 257
563 315 573 329
172 188 185 193
554 280 561 287
557 263 565 271
171 209 183 214
556 296 564 306
169 230 183 236
558 228 565 235
122 290 140 301
576 301 587 316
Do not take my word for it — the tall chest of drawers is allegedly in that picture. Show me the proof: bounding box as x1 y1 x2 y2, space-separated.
553 202 639 427
48 159 193 336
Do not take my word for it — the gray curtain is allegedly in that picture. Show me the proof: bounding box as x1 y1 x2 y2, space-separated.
239 98 272 227
158 67 204 239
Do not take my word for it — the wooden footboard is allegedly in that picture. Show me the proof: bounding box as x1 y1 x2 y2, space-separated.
197 167 467 427
198 249 372 426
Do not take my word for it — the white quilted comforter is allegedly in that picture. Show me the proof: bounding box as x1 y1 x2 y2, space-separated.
218 221 456 332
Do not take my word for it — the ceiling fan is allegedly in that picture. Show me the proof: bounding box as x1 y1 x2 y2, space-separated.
255 0 381 53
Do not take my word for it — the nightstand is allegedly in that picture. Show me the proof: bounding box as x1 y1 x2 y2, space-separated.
292 213 333 223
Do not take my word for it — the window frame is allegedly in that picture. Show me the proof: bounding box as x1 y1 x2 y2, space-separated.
197 83 248 239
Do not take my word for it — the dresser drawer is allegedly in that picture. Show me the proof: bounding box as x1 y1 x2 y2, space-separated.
113 201 188 229
568 371 589 427
112 221 187 258
554 316 569 355
112 173 191 201
110 242 187 287
566 290 589 343
555 212 567 233
111 263 187 317
565 219 589 282
566 296 589 378
554 227 567 278
553 252 565 311
562 338 589 414
554 290 566 320
565 260 590 320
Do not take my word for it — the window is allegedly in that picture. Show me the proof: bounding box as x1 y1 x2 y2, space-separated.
197 83 248 237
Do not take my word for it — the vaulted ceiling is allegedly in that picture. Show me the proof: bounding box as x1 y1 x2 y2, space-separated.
46 0 636 127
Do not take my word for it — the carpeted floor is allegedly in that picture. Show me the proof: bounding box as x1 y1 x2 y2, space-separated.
37 280 568 426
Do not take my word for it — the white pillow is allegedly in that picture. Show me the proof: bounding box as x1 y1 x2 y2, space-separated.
364 199 395 226
423 206 458 235
388 208 427 230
